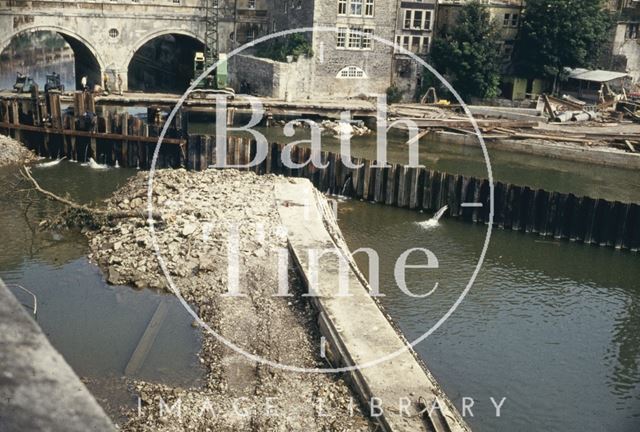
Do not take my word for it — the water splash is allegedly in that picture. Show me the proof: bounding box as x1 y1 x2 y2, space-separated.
81 157 109 170
417 205 448 229
35 156 66 168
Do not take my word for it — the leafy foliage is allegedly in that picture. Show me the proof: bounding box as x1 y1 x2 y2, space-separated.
386 85 403 104
255 34 313 62
513 0 612 82
430 1 503 100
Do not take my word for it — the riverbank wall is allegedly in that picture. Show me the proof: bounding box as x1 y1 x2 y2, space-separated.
0 278 115 432
434 131 640 171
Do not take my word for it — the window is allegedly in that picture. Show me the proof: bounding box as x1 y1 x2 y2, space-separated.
627 23 639 39
395 35 429 55
246 27 256 42
504 13 519 27
338 0 347 15
248 0 256 9
362 28 373 49
337 27 347 48
337 66 367 79
413 11 423 29
364 0 374 16
420 37 430 54
403 10 431 30
339 0 372 17
348 26 362 48
350 0 362 16
337 27 373 50
404 10 411 29
108 28 119 38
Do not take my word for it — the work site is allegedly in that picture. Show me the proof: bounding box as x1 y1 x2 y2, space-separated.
1 1 639 432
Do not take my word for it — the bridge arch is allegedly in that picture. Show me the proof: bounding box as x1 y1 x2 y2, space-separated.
0 25 105 90
126 29 205 93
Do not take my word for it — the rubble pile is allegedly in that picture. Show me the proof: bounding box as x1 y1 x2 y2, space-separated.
0 134 36 167
87 169 373 431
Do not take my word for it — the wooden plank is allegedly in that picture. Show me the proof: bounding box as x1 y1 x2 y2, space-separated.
124 300 169 377
0 122 185 145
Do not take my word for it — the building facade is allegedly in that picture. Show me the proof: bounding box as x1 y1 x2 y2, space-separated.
266 0 400 99
607 0 640 82
392 0 437 100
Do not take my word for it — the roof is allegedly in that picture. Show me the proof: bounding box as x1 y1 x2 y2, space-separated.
566 68 630 83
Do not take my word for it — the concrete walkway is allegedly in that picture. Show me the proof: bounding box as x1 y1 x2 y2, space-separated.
276 179 470 432
0 279 114 432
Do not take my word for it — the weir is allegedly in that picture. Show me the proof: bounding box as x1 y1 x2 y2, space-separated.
1 91 639 252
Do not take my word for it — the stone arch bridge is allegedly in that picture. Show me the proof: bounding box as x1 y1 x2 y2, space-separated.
0 1 264 91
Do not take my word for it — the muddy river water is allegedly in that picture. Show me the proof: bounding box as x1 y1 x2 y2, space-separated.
0 128 639 431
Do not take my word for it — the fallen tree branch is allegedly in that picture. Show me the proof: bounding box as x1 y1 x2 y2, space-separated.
20 166 162 221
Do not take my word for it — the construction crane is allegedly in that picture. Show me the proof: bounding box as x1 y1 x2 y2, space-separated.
192 0 234 97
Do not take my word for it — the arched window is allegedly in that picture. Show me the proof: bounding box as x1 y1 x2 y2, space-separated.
336 66 367 79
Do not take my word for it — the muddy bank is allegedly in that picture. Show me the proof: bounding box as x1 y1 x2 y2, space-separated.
86 169 374 431
0 134 36 167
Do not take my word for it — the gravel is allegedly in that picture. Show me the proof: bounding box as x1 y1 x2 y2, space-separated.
0 134 36 167
87 169 375 431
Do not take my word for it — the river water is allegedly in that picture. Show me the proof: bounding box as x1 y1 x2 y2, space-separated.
336 199 640 432
0 163 204 421
0 128 639 430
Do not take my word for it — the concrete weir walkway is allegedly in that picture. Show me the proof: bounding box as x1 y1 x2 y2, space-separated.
0 279 114 432
276 179 470 432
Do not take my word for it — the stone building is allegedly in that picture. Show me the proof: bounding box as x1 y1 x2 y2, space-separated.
392 0 437 100
264 0 400 99
606 0 640 83
229 0 271 50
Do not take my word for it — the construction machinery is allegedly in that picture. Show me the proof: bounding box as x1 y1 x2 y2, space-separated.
13 73 35 93
191 0 234 98
44 72 65 93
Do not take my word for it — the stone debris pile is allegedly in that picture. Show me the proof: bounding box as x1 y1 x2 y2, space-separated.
87 168 374 431
0 134 36 167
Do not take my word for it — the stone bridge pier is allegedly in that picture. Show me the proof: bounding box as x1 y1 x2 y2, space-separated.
0 1 214 91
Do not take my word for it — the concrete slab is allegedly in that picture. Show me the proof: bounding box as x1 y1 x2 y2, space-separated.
276 179 471 432
0 279 115 432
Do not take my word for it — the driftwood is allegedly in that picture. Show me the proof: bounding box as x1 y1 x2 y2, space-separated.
625 140 637 153
20 166 162 221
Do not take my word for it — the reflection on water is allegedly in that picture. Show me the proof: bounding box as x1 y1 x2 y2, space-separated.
0 163 204 422
337 200 640 432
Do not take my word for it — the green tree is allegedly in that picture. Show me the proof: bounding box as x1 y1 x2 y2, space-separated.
430 1 503 100
256 34 312 62
513 0 612 91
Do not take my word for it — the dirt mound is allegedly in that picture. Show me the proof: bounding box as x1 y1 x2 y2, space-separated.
87 169 374 431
